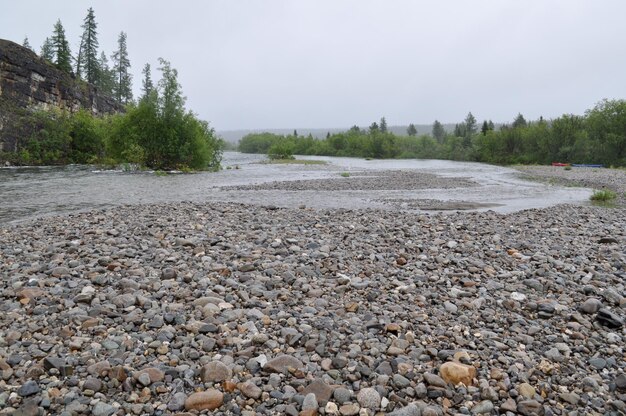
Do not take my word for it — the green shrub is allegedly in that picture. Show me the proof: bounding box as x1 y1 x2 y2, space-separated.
340 172 350 177
268 141 295 160
590 189 617 201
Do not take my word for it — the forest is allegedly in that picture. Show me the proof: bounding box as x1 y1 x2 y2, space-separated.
239 99 626 167
6 8 222 171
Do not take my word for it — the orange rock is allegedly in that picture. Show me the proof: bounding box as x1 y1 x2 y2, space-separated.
185 390 224 411
439 361 476 386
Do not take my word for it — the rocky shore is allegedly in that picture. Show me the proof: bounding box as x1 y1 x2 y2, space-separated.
515 166 626 207
0 193 624 415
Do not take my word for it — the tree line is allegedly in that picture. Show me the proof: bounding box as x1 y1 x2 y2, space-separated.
238 99 626 167
8 8 222 171
23 8 133 104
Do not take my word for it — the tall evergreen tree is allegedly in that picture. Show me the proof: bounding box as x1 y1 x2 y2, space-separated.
380 117 388 133
432 120 445 142
51 19 73 73
111 31 133 104
78 7 100 84
40 37 54 61
22 36 33 51
96 51 116 96
481 120 490 135
141 63 154 99
464 112 477 136
407 123 417 136
512 113 527 129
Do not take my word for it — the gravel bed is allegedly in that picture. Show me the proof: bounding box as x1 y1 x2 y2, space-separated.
221 170 478 192
1 202 625 415
515 166 626 207
376 199 502 211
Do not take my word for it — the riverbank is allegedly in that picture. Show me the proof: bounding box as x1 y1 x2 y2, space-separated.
1 200 624 415
515 165 626 207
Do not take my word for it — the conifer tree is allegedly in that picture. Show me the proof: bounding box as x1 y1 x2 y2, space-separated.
40 37 54 61
141 63 154 100
380 117 388 133
96 51 116 96
111 31 133 104
432 120 445 142
51 20 73 73
78 7 100 84
22 36 33 51
407 123 417 136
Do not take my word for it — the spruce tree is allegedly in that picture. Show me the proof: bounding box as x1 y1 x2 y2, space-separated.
111 31 133 104
51 19 73 73
96 51 116 96
407 124 417 136
380 117 388 133
141 63 154 99
40 37 54 61
78 7 100 84
22 36 33 51
432 120 445 142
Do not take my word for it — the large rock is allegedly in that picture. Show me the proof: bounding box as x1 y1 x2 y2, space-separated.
264 354 304 373
200 361 232 383
439 362 476 386
184 390 223 411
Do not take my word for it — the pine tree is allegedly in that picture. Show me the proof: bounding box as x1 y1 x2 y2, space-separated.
22 36 33 51
464 112 477 136
51 20 73 73
141 63 154 100
380 117 388 133
40 37 54 61
407 124 417 136
111 31 133 104
78 7 100 84
96 51 116 96
481 120 490 135
512 113 527 129
432 120 445 142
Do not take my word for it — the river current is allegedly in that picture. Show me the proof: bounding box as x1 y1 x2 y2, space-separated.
0 152 591 225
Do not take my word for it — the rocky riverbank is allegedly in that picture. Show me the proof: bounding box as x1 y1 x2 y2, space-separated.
0 200 624 415
515 165 626 207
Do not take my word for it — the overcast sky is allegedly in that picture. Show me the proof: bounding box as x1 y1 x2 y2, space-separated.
2 1 626 130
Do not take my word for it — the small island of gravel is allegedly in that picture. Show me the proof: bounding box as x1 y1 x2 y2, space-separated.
0 165 624 415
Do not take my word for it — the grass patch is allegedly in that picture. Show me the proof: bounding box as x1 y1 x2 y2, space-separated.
564 166 572 171
262 159 327 165
340 172 350 177
590 189 617 201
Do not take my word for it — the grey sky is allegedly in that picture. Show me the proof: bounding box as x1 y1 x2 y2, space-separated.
2 1 626 131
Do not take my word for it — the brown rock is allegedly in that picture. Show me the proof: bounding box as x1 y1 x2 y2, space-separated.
439 361 476 386
16 287 44 300
184 390 224 411
87 360 111 377
301 379 334 405
264 355 304 373
200 361 232 383
0 359 13 381
238 381 262 399
133 367 164 384
518 382 536 399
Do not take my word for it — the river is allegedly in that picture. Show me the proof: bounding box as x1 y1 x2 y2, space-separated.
0 152 592 225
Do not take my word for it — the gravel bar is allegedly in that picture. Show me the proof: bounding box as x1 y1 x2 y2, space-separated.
1 200 625 415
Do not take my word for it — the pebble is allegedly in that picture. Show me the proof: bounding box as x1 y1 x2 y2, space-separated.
356 387 381 409
0 194 624 415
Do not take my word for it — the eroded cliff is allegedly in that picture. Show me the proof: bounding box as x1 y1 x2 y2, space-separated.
0 38 122 156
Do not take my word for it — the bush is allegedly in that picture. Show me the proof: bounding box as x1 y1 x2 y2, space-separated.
268 141 295 160
590 189 617 201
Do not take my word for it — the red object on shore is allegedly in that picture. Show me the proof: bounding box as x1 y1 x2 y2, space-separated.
551 162 571 167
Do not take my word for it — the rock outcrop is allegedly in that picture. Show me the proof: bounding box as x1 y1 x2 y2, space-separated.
0 38 122 156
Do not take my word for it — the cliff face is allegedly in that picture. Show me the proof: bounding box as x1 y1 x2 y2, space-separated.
0 38 122 155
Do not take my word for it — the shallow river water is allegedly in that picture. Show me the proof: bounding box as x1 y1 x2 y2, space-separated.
0 152 592 225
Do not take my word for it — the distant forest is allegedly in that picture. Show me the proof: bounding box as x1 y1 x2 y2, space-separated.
239 100 626 167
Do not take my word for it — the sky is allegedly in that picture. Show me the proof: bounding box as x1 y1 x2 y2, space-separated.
2 1 626 131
